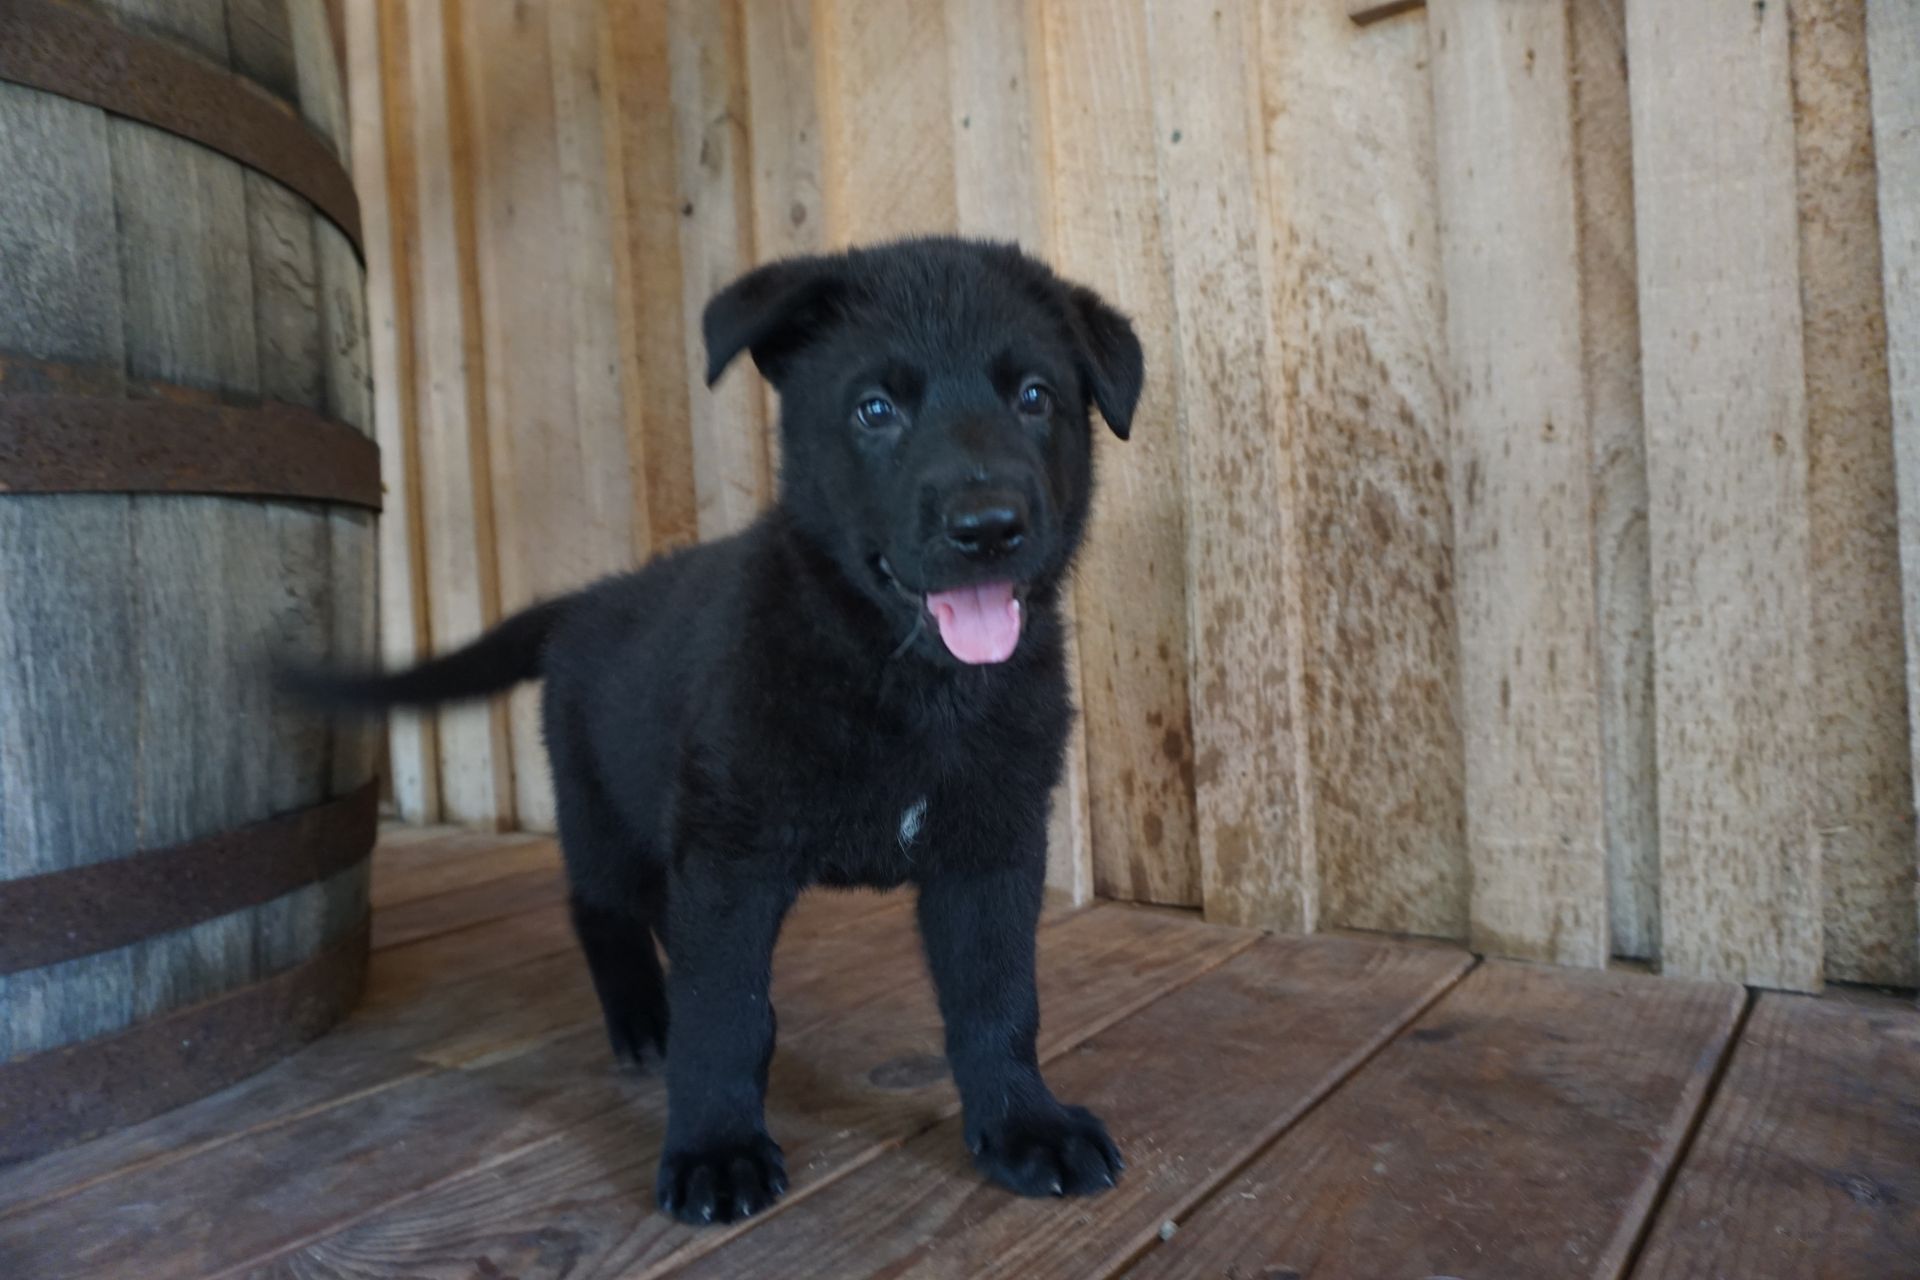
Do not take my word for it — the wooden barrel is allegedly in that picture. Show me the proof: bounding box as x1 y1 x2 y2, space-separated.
0 0 379 1161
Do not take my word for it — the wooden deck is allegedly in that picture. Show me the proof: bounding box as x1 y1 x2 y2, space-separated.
5 829 1916 1280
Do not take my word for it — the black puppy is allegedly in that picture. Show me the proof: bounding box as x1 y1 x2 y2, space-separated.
299 237 1142 1224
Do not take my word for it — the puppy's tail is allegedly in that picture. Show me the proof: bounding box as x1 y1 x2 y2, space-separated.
279 597 566 712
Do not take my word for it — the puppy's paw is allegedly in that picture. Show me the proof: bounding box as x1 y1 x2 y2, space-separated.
656 1133 788 1225
969 1104 1123 1198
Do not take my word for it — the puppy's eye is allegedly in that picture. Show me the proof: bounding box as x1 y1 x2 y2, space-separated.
855 396 898 430
1016 381 1055 418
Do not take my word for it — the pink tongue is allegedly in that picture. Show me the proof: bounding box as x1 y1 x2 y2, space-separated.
926 581 1022 664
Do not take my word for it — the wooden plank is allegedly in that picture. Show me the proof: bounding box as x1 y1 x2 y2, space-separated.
1570 0 1658 963
288 0 348 159
402 0 513 828
458 0 573 832
369 829 558 908
816 0 957 243
1042 0 1199 906
1791 0 1915 987
0 892 900 1222
369 864 570 951
243 171 324 411
1632 989 1920 1278
1257 0 1466 939
1129 962 1744 1279
98 0 230 63
263 503 333 815
1628 0 1820 989
1870 0 1920 993
739 0 823 484
226 0 299 102
328 507 381 795
241 905 1252 1279
1430 0 1605 966
1140 0 1312 929
600 0 700 555
0 84 139 1064
348 0 439 823
941 0 1092 905
0 893 941 1278
660 935 1469 1279
670 0 768 540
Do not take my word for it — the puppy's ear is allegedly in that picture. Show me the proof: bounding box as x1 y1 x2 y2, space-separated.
1065 284 1145 440
702 256 844 386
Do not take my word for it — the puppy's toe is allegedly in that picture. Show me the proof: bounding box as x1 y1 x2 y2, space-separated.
971 1104 1123 1198
656 1133 787 1225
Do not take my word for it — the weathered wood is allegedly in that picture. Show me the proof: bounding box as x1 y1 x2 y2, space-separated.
328 506 381 794
460 0 577 832
670 0 768 540
245 171 324 411
663 936 1468 1279
1634 989 1920 1278
1628 0 1820 990
226 0 299 103
1569 0 1656 963
369 828 558 909
1869 0 1920 994
816 0 957 243
97 0 229 63
349 0 439 823
600 0 700 556
1144 0 1313 930
1258 0 1466 940
942 0 1093 905
1431 0 1605 967
402 0 514 828
1791 0 1914 987
237 904 1251 1279
1130 962 1743 1279
288 0 348 159
1043 0 1200 906
369 864 570 951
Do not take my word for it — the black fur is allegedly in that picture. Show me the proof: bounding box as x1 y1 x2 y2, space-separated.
293 237 1142 1224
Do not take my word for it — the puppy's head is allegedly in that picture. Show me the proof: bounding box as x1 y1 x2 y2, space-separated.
704 237 1142 667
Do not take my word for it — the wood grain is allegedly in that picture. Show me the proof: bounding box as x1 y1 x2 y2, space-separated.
368 863 569 951
368 828 558 908
402 0 513 828
1258 0 1467 940
600 0 700 555
816 0 957 243
349 0 440 823
1129 961 1743 1279
670 0 769 540
1628 0 1820 990
1042 0 1200 906
1868 0 1920 996
1791 0 1914 988
1431 0 1606 967
1145 0 1313 930
240 905 1251 1279
1633 989 1920 1279
0 88 134 1070
661 935 1468 1279
1570 0 1657 963
944 0 1092 905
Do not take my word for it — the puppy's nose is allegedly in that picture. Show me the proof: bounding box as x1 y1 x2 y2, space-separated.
944 491 1029 559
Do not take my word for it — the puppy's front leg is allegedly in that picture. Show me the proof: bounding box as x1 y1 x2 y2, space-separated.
917 857 1123 1198
656 862 793 1225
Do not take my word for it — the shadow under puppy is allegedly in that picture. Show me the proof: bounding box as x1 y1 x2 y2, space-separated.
293 236 1143 1225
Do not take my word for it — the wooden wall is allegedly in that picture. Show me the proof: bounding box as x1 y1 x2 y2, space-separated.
348 0 1919 991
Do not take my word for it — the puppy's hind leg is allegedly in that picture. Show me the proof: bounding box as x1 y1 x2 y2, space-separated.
570 887 669 1069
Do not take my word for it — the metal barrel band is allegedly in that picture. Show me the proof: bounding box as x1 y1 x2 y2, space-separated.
0 0 363 256
0 917 371 1163
0 781 380 976
0 387 382 510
